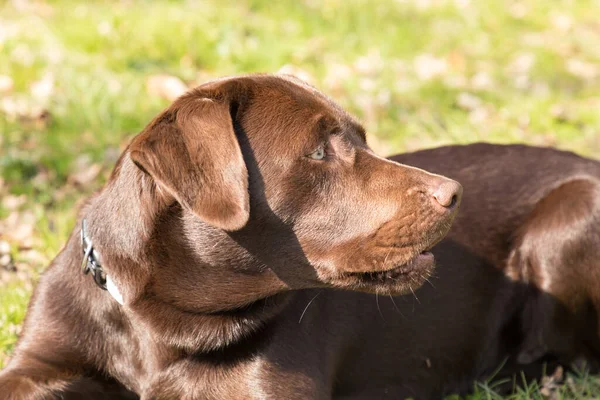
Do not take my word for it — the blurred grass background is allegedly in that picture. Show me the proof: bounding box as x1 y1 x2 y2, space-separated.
1 0 599 398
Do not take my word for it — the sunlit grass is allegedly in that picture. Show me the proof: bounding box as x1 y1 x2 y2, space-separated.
1 0 599 397
0 279 32 368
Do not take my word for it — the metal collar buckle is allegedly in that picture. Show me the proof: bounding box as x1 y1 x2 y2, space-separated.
81 219 107 290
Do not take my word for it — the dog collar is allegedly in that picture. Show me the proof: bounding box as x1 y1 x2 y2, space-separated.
81 219 124 305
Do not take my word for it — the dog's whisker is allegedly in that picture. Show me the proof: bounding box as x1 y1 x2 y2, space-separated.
388 294 404 318
210 236 228 251
382 248 393 268
422 274 436 289
375 293 386 322
409 286 420 304
298 291 322 324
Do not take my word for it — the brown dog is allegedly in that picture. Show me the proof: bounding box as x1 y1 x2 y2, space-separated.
0 75 462 399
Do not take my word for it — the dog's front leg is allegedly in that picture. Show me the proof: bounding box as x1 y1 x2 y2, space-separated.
0 362 82 400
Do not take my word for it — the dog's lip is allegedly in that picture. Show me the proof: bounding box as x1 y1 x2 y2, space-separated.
344 250 434 280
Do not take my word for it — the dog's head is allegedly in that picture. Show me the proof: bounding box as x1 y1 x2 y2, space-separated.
125 74 461 311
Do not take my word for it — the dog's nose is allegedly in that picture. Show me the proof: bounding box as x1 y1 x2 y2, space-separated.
432 180 462 209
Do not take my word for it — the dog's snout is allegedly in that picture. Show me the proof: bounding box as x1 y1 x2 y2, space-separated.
431 180 462 210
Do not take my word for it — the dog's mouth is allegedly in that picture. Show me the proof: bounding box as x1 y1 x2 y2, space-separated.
344 250 434 283
321 249 437 295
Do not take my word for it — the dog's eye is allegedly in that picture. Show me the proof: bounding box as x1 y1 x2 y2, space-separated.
308 145 326 160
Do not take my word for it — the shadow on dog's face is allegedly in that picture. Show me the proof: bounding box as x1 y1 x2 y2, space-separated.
129 75 461 313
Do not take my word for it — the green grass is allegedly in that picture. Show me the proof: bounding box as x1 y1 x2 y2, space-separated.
1 0 600 397
0 281 31 362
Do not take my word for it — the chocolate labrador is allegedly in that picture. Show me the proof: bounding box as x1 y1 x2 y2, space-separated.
0 75 462 399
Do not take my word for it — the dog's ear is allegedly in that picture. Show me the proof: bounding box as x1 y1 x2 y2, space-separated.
129 90 249 231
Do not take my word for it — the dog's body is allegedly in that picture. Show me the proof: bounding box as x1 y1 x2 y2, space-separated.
0 75 462 400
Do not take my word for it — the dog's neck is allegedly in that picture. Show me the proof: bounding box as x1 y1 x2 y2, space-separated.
80 152 168 304
80 153 292 352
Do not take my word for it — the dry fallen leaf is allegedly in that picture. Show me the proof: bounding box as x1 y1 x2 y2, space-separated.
367 135 393 157
146 74 188 101
471 71 495 90
277 65 315 85
550 104 570 122
354 50 384 76
323 63 353 91
192 71 219 88
0 75 14 93
540 366 564 400
2 194 26 211
30 73 55 101
509 53 536 74
551 14 573 32
566 59 599 80
0 95 51 129
456 92 482 111
0 253 12 270
414 54 448 81
0 240 10 255
468 107 490 125
68 163 102 187
509 2 528 18
0 210 36 248
19 249 47 266
0 269 11 284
